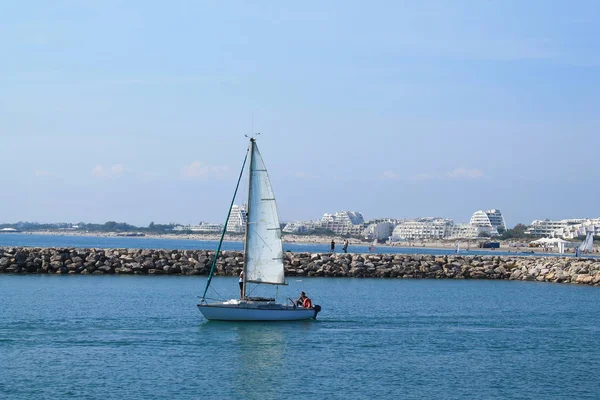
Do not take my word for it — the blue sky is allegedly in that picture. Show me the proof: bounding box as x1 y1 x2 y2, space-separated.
1 0 598 227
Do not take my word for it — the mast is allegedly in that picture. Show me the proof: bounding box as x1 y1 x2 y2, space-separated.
241 138 255 299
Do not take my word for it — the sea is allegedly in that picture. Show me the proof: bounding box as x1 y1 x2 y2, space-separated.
1 234 600 399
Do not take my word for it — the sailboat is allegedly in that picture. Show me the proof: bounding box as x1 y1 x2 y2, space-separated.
578 232 594 254
197 137 321 321
368 238 377 252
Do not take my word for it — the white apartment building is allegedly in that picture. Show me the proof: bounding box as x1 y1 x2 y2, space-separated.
391 218 453 240
318 211 365 235
447 223 498 239
173 223 223 233
526 218 600 239
363 221 396 241
470 209 506 231
226 204 247 233
282 221 317 234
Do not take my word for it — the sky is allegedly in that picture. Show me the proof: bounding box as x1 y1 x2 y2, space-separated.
1 0 599 227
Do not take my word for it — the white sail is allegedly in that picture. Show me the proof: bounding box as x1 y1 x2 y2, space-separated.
579 232 594 252
245 142 285 285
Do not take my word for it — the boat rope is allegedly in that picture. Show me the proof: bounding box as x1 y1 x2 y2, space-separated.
245 284 258 297
201 145 249 301
205 285 226 302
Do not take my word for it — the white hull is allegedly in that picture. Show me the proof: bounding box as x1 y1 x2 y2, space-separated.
197 300 318 321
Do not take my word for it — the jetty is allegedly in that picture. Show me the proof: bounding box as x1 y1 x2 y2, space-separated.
0 247 599 286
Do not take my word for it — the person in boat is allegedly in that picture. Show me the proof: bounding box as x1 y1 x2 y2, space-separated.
239 270 244 298
295 291 312 308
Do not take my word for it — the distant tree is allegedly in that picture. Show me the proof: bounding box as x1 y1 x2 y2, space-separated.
512 223 528 236
500 223 530 240
104 221 118 231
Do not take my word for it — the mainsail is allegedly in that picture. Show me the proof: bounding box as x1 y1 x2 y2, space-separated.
579 232 594 252
244 141 285 285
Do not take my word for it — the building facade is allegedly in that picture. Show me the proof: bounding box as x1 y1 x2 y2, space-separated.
447 224 498 239
318 211 365 235
226 204 247 233
391 218 453 240
363 221 396 241
173 223 223 233
525 218 600 239
282 220 317 234
469 209 506 231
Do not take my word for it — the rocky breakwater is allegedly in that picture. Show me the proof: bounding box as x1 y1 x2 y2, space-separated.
0 247 599 286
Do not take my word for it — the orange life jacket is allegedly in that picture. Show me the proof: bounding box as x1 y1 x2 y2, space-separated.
303 297 312 308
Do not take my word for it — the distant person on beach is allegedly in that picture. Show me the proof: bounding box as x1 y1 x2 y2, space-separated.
330 240 335 254
239 270 244 298
343 240 349 253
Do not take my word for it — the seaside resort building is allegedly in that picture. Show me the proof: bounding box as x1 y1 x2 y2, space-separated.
317 211 365 235
282 211 366 236
391 218 453 240
282 208 507 241
173 223 223 233
469 209 506 232
525 218 600 239
226 204 247 233
282 220 318 234
363 221 397 241
446 224 497 239
390 209 506 241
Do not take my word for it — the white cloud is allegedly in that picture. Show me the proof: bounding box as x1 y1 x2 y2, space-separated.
92 164 128 178
111 164 125 175
91 165 106 177
381 170 433 181
295 171 319 180
381 170 401 180
34 169 51 177
380 168 484 182
446 168 484 179
409 173 434 182
183 161 229 179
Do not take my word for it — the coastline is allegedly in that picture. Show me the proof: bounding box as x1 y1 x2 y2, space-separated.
15 231 568 254
14 230 563 254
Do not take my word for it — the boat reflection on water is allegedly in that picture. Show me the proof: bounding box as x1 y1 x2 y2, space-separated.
200 320 315 397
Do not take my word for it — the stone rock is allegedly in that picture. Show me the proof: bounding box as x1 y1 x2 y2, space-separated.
509 270 523 280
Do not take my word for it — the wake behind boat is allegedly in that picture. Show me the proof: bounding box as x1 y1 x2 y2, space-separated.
197 136 321 321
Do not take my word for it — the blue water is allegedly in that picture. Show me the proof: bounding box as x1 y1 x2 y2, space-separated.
1 275 599 399
0 233 578 257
